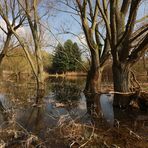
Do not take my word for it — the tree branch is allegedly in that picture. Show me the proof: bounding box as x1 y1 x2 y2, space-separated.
121 0 131 16
91 0 99 30
130 25 148 43
96 0 111 42
87 0 93 20
102 0 108 18
116 0 141 49
124 0 141 38
128 34 148 63
110 0 117 47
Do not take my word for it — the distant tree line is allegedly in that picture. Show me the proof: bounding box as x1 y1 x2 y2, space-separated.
0 39 84 76
0 47 52 80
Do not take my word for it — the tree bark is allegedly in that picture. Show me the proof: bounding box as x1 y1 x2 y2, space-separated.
84 50 102 93
85 93 101 118
35 46 44 104
34 43 44 84
25 0 45 102
84 67 102 93
112 62 131 107
0 33 12 65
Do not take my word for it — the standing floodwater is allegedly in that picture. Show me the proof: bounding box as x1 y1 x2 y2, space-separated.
100 94 114 126
0 77 148 147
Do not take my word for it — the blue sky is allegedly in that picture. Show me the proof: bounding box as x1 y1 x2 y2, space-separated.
48 8 82 42
47 0 148 47
0 0 147 54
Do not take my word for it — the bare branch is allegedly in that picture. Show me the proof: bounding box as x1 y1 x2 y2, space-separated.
96 0 111 42
87 0 93 20
91 0 99 30
0 25 7 34
121 0 131 16
124 0 141 38
110 0 117 47
130 25 148 43
83 0 87 19
102 0 108 18
128 34 148 63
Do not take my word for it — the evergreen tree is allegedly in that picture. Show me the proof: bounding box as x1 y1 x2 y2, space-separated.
52 44 68 73
64 40 74 71
52 40 82 73
72 42 82 71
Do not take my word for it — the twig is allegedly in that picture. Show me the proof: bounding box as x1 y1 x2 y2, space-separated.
79 123 95 148
126 128 142 140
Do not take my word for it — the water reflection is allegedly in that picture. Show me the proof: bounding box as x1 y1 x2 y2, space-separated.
16 106 58 138
100 94 114 126
52 79 81 102
0 94 12 123
48 77 84 102
46 77 87 116
0 77 147 145
85 93 148 131
0 94 12 110
85 93 114 126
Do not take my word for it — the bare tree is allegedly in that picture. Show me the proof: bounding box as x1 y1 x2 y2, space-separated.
0 0 44 102
44 0 108 93
18 0 44 85
73 0 110 93
59 0 148 104
0 0 25 65
96 0 148 106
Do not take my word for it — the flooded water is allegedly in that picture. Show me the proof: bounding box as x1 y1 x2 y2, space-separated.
0 77 148 148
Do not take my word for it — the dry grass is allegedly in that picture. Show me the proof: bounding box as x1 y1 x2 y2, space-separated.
0 107 45 148
0 120 45 148
45 112 148 148
0 110 148 148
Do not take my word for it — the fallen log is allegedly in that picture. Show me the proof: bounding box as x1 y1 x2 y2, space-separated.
138 91 148 110
99 91 148 110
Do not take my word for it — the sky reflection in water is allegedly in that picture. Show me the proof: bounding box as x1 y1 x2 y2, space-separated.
0 78 147 139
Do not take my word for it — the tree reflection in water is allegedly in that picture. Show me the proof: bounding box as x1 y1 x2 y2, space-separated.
0 94 12 123
0 78 147 147
100 94 114 126
85 92 148 137
85 93 114 127
51 77 83 107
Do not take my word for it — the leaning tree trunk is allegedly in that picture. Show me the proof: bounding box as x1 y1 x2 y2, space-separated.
112 62 131 107
84 50 102 93
0 33 12 65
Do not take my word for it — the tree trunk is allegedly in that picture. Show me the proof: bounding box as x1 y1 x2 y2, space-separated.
35 47 45 104
35 45 44 83
147 70 148 82
0 33 12 65
10 30 44 103
85 93 101 118
84 50 102 93
84 66 102 93
112 63 131 107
